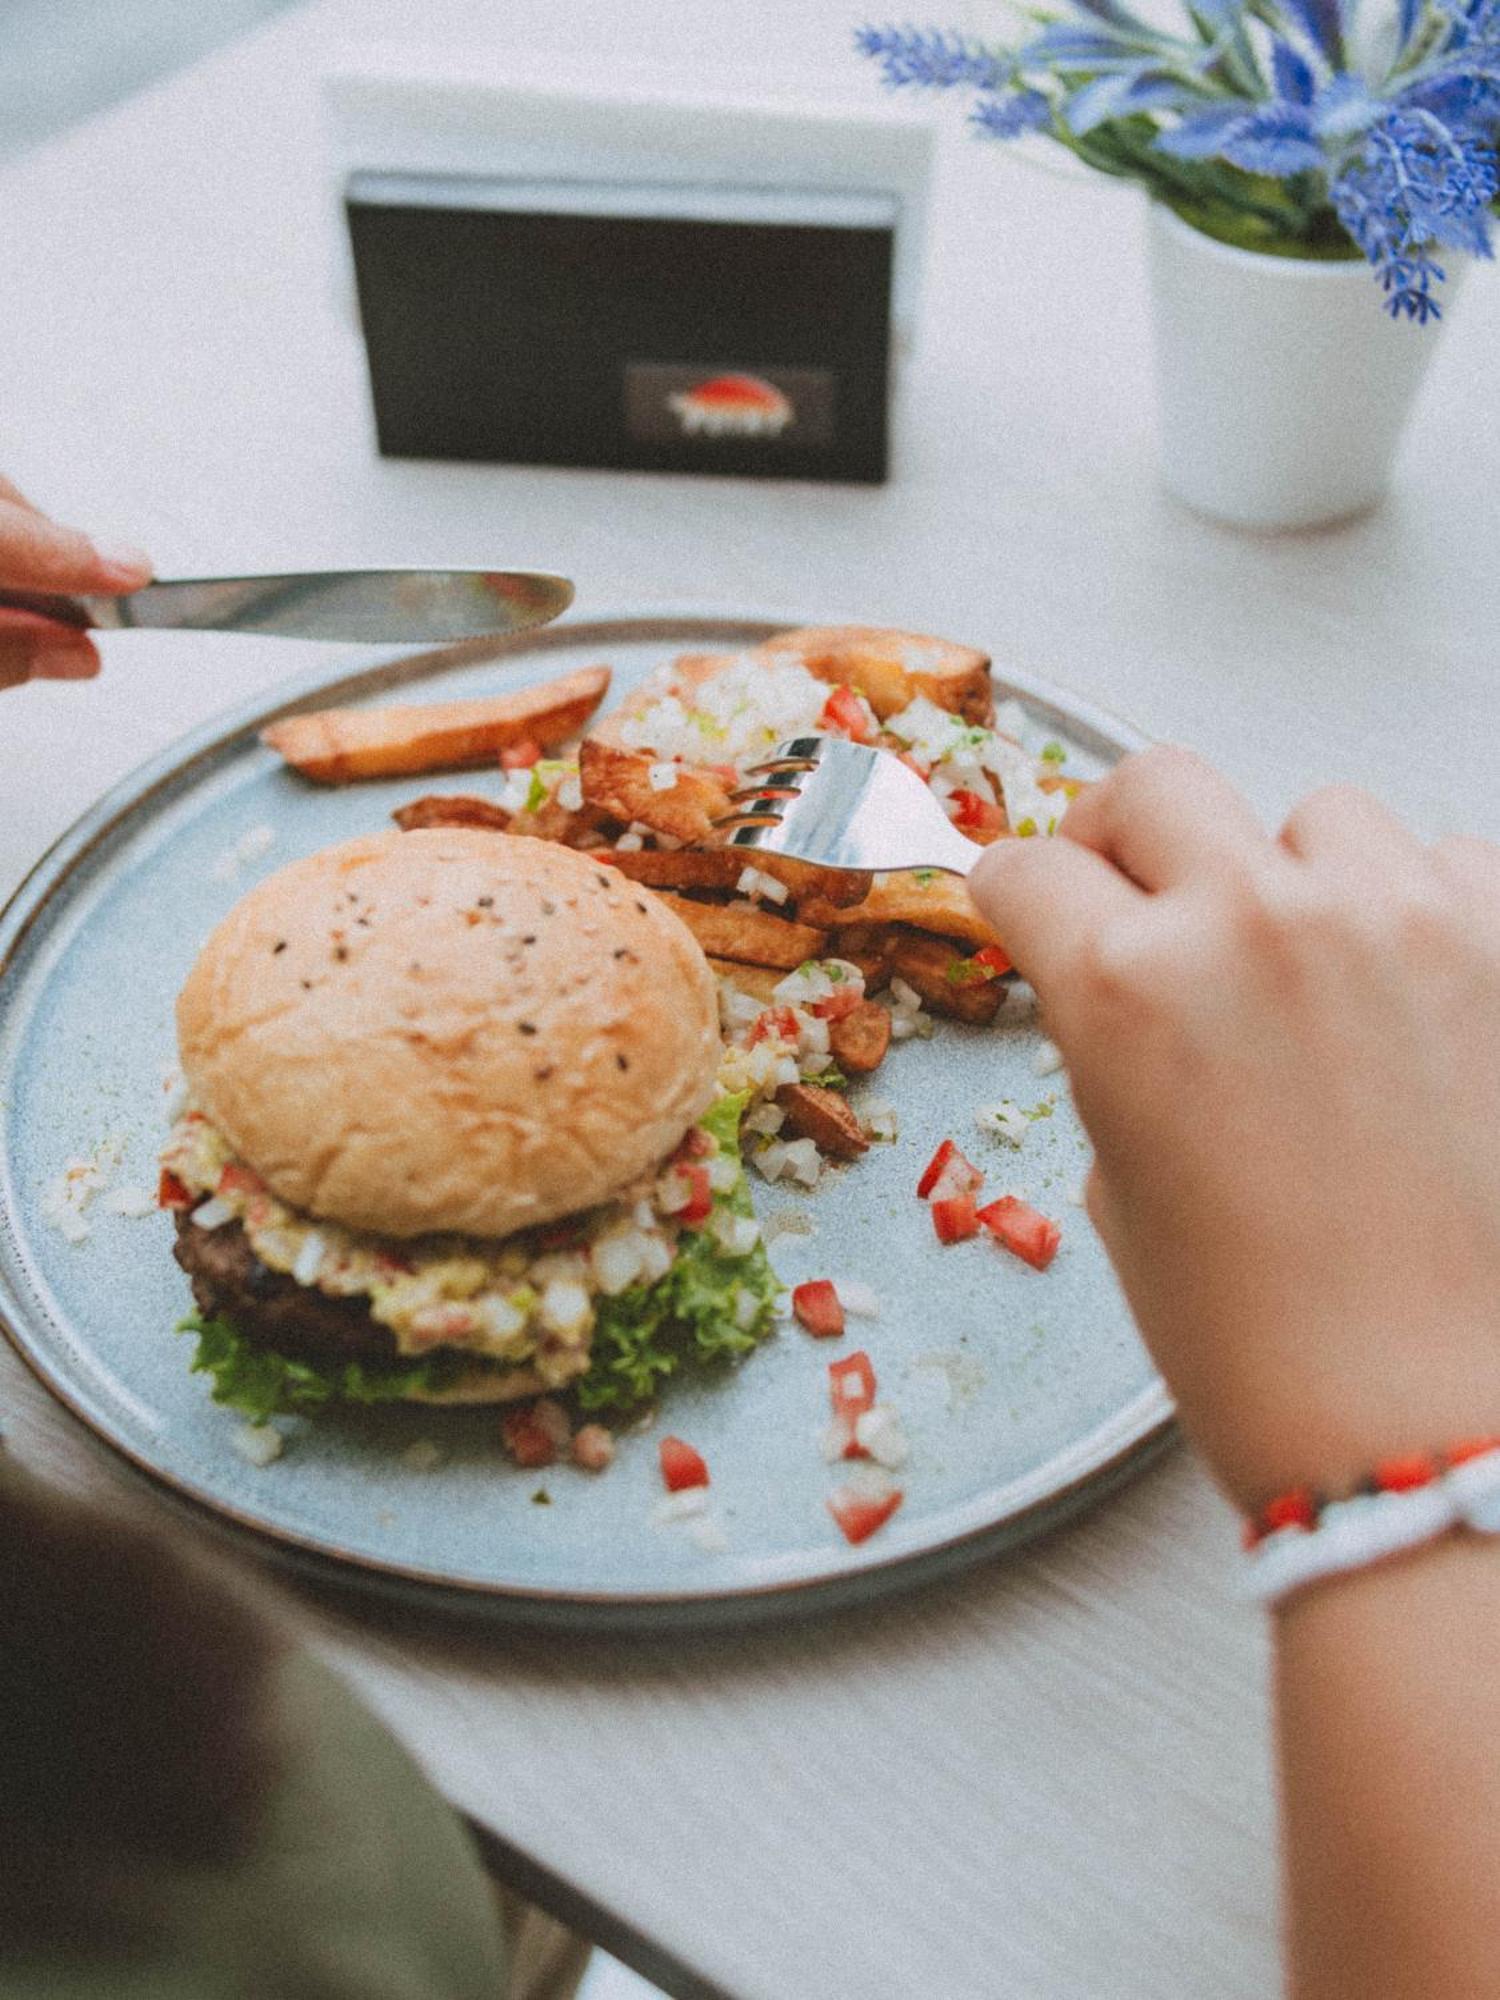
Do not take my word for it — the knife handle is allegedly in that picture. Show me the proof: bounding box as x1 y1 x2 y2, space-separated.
0 590 110 631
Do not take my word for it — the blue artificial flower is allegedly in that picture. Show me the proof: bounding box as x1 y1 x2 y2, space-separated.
853 25 1013 92
854 0 1500 320
1271 37 1318 104
970 90 1053 138
1218 106 1327 172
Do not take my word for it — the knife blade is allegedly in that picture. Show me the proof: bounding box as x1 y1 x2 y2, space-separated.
0 569 575 645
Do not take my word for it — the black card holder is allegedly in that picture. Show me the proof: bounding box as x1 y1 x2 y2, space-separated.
346 172 897 484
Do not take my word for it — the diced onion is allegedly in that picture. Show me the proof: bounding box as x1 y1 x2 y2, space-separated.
230 1423 283 1467
835 1278 881 1319
711 1212 760 1256
558 774 584 813
781 1138 821 1187
615 830 645 853
190 1196 236 1231
539 1278 592 1337
292 1232 327 1286
1033 1038 1066 1077
855 1405 910 1470
648 761 680 792
743 1102 785 1138
861 1100 899 1142
976 1101 1030 1147
707 1153 740 1194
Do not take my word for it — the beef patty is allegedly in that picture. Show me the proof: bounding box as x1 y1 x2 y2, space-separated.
173 1213 402 1371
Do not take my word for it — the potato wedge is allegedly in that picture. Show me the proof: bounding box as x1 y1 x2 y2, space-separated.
262 665 611 784
828 924 894 993
776 1082 868 1160
578 740 732 845
888 931 1007 1025
649 893 827 971
754 626 993 726
805 869 1006 952
392 793 513 833
605 845 869 907
707 958 785 1004
828 998 892 1076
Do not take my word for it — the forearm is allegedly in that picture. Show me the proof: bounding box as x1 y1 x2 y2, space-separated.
1276 1535 1500 2000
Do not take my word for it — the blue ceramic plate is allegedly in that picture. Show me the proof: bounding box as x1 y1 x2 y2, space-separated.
0 615 1171 1627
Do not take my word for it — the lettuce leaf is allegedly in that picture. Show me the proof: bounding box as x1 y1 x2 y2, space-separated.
575 1090 781 1411
178 1091 781 1422
178 1311 480 1424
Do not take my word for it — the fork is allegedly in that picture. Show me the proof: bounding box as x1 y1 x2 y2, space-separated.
716 736 983 876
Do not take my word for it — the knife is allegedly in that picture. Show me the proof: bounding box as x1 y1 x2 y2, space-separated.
0 569 575 645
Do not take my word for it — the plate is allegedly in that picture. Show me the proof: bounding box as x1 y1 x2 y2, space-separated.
0 614 1171 1628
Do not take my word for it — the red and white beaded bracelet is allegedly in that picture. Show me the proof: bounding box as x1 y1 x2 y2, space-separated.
1239 1440 1500 1604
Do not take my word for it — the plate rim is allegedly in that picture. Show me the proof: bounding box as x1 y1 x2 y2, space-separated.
0 608 1174 1626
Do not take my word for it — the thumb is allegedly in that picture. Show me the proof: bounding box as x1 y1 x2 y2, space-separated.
0 498 153 596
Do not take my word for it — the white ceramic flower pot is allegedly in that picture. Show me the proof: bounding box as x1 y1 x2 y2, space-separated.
1147 201 1460 531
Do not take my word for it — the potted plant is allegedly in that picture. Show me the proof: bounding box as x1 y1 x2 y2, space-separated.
857 1 1498 527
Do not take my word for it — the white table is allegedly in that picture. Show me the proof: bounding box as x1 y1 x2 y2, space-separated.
2 4 1495 1994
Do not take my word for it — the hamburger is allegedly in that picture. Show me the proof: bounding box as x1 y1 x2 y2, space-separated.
160 828 778 1419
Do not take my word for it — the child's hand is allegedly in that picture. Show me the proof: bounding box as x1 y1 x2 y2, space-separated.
0 478 152 690
969 747 1500 1509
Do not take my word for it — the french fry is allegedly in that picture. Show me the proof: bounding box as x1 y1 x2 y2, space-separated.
391 793 513 833
829 924 894 993
578 740 732 845
262 665 612 784
650 893 827 971
505 799 613 849
776 1083 869 1160
828 998 892 1075
888 931 1007 1025
754 626 993 726
707 958 784 1004
605 845 869 907
805 869 1006 952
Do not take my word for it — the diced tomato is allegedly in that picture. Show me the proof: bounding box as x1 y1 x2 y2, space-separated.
217 1163 266 1199
810 988 862 1023
916 1138 984 1203
501 1406 560 1469
932 1195 980 1244
500 737 543 770
972 943 1014 978
675 1125 715 1161
659 1436 710 1491
674 1163 713 1228
916 1138 956 1199
749 1005 799 1047
793 1279 844 1339
828 1486 904 1545
818 684 878 745
950 789 1007 838
977 1196 1062 1270
828 1349 877 1422
157 1168 193 1211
